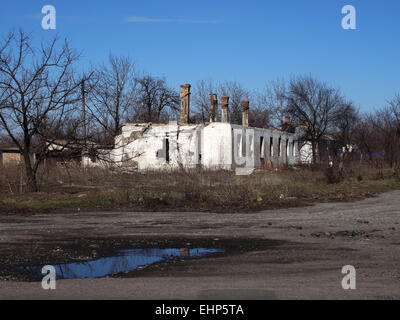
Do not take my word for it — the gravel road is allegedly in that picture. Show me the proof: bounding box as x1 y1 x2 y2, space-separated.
0 190 399 299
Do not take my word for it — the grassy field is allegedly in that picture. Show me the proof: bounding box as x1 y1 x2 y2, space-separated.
1 163 400 213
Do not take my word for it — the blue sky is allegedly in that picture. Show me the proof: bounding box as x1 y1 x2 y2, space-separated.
0 0 399 112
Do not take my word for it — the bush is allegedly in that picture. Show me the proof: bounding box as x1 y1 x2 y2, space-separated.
0 164 26 194
324 165 343 184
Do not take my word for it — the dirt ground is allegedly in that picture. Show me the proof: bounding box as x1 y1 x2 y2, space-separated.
0 190 399 300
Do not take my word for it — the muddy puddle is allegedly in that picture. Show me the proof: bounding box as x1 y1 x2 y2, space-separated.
16 248 224 280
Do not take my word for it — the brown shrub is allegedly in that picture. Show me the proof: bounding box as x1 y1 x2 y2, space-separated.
0 164 26 194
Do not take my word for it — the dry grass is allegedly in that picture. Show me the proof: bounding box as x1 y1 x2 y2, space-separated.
1 163 400 213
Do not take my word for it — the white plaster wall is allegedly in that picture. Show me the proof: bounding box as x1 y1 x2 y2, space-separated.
244 128 298 167
111 123 201 171
82 150 112 168
299 142 313 164
111 122 300 171
201 123 233 170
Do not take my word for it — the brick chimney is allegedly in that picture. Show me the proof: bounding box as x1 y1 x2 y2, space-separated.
179 84 191 125
242 100 249 127
209 94 218 122
221 96 229 123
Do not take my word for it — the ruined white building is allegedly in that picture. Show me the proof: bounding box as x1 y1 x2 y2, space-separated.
111 84 301 171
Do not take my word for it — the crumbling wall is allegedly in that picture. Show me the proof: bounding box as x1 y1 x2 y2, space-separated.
1 152 23 165
112 123 201 171
230 125 299 169
111 122 299 171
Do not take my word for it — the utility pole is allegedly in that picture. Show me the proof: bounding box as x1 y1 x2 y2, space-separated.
81 79 87 169
81 79 87 140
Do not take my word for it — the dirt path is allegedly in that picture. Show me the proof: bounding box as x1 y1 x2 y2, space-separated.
0 191 399 299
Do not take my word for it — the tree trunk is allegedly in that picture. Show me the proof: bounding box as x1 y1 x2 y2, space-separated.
23 151 38 192
311 140 318 165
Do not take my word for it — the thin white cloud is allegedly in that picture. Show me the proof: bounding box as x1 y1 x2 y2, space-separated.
125 16 217 24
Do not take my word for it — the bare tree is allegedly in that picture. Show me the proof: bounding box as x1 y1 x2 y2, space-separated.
252 79 290 129
86 54 136 141
192 79 215 123
0 30 81 192
192 79 274 127
353 113 381 163
133 74 179 123
259 79 292 128
218 81 250 124
333 101 359 153
372 95 400 168
284 75 344 164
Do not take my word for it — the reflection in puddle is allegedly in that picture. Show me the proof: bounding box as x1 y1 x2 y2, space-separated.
19 248 224 280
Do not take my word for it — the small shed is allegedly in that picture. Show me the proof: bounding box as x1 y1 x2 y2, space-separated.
0 146 23 166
